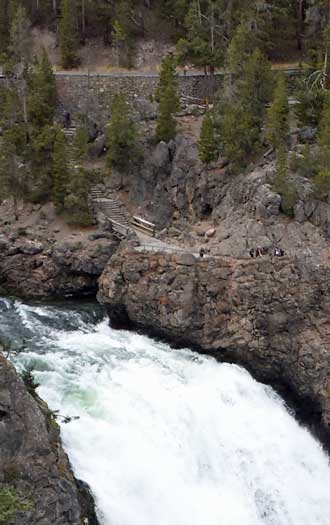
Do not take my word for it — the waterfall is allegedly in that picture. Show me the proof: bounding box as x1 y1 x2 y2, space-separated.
1 297 330 525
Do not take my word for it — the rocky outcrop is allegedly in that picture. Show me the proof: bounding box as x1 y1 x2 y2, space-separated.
0 354 98 524
98 244 330 447
0 233 117 299
107 130 330 259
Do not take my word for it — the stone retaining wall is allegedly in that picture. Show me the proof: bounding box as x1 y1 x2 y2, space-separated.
55 73 223 123
0 69 303 125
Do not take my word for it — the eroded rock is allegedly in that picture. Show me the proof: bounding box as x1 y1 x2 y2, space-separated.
98 246 330 448
0 354 98 524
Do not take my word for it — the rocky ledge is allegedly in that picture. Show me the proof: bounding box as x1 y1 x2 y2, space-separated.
0 233 117 299
0 354 98 524
98 243 330 448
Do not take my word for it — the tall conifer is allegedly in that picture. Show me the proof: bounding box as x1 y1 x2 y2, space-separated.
198 111 218 163
59 0 79 69
267 73 289 149
156 54 179 143
52 127 69 210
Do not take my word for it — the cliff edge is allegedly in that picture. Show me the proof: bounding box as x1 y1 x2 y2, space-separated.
98 244 330 447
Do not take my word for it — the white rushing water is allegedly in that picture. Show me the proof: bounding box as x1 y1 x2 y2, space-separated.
1 298 330 525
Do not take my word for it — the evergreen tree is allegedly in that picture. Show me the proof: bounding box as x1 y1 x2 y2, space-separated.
156 54 179 143
72 125 89 164
112 0 137 68
155 53 178 102
0 129 27 219
106 94 140 170
9 5 32 68
313 93 330 199
198 111 218 163
294 83 324 128
156 85 178 143
218 103 258 172
266 73 289 149
28 49 57 130
225 21 258 95
313 168 330 200
29 124 55 202
64 168 95 226
52 127 69 210
0 0 9 54
177 0 228 73
274 144 297 216
238 48 273 129
59 0 79 69
317 92 330 153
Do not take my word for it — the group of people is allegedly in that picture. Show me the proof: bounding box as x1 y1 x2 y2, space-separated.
249 246 285 258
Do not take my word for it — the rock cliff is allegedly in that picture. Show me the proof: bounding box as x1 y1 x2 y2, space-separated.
0 233 117 299
109 128 330 260
98 244 330 447
0 354 98 524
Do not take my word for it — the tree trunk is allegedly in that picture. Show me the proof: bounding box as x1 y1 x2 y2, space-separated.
13 195 18 221
81 0 86 36
196 0 202 24
295 0 305 51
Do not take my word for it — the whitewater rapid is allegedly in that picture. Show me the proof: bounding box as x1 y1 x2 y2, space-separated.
1 297 330 525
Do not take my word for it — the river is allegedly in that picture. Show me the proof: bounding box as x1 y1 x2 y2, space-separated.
0 296 330 525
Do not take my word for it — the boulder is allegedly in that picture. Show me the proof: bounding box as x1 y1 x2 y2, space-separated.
88 134 106 158
205 227 216 238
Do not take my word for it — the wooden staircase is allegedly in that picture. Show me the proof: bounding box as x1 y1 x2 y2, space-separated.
89 186 156 241
89 186 132 240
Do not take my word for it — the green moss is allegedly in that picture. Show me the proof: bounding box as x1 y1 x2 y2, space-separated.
0 487 33 525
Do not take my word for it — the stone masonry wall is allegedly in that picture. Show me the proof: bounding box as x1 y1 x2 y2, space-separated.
55 73 223 124
0 69 302 125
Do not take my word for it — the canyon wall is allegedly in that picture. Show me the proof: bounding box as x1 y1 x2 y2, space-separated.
0 354 98 524
98 245 330 446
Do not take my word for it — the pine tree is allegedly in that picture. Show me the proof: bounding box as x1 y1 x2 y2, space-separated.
225 21 258 95
106 94 140 170
59 0 79 69
313 93 330 199
156 54 179 143
9 5 32 68
29 124 56 202
176 1 225 73
72 125 89 164
52 127 69 210
219 103 258 172
155 53 178 102
64 168 95 226
266 73 289 149
0 129 27 220
28 49 57 130
238 48 273 130
274 144 297 215
156 85 179 143
317 92 330 152
198 111 218 163
0 0 9 54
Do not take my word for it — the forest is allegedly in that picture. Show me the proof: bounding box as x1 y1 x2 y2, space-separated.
0 1 330 224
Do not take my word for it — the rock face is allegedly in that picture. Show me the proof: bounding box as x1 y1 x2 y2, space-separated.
98 244 330 446
0 354 98 524
0 234 117 299
108 129 330 260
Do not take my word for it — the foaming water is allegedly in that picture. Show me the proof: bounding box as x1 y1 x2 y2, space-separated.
1 298 330 525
